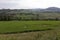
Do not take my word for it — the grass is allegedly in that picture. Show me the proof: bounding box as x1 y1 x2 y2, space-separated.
0 21 60 33
0 21 60 40
0 30 60 40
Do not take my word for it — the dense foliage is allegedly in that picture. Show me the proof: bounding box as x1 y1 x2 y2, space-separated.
0 9 60 21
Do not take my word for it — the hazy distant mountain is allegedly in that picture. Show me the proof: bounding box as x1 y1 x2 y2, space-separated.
45 7 60 12
0 7 60 13
31 7 60 12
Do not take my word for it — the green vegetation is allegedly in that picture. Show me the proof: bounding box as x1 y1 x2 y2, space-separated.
0 21 60 40
0 8 60 40
0 21 59 33
0 30 60 40
0 9 60 21
0 9 60 40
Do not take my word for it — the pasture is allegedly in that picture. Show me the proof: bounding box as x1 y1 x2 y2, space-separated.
0 21 60 40
0 21 60 33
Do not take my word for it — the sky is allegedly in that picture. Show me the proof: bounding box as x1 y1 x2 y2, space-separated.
0 0 60 9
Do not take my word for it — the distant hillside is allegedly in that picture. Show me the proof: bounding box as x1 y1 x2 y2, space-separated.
31 7 60 13
0 7 60 13
0 7 60 21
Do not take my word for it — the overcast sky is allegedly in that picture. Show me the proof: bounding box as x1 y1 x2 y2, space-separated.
0 0 60 9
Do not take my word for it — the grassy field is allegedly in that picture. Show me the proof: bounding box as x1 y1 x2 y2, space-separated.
0 30 60 40
0 21 60 40
0 21 60 33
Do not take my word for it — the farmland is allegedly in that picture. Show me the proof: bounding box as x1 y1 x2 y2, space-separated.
0 7 60 40
0 21 60 33
0 21 60 40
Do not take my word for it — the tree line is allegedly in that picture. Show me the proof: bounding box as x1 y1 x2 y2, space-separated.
0 9 60 21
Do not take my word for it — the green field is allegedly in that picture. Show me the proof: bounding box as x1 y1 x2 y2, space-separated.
0 21 60 33
0 21 60 40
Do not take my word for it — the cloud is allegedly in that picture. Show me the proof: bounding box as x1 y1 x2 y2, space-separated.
0 3 19 9
0 0 60 9
17 0 60 9
0 0 20 9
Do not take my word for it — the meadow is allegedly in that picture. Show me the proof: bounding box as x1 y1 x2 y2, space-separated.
0 21 60 40
0 21 59 33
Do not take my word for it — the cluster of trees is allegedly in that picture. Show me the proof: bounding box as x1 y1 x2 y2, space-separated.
0 9 60 21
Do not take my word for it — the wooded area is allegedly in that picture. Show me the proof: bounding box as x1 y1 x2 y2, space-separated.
0 9 60 21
